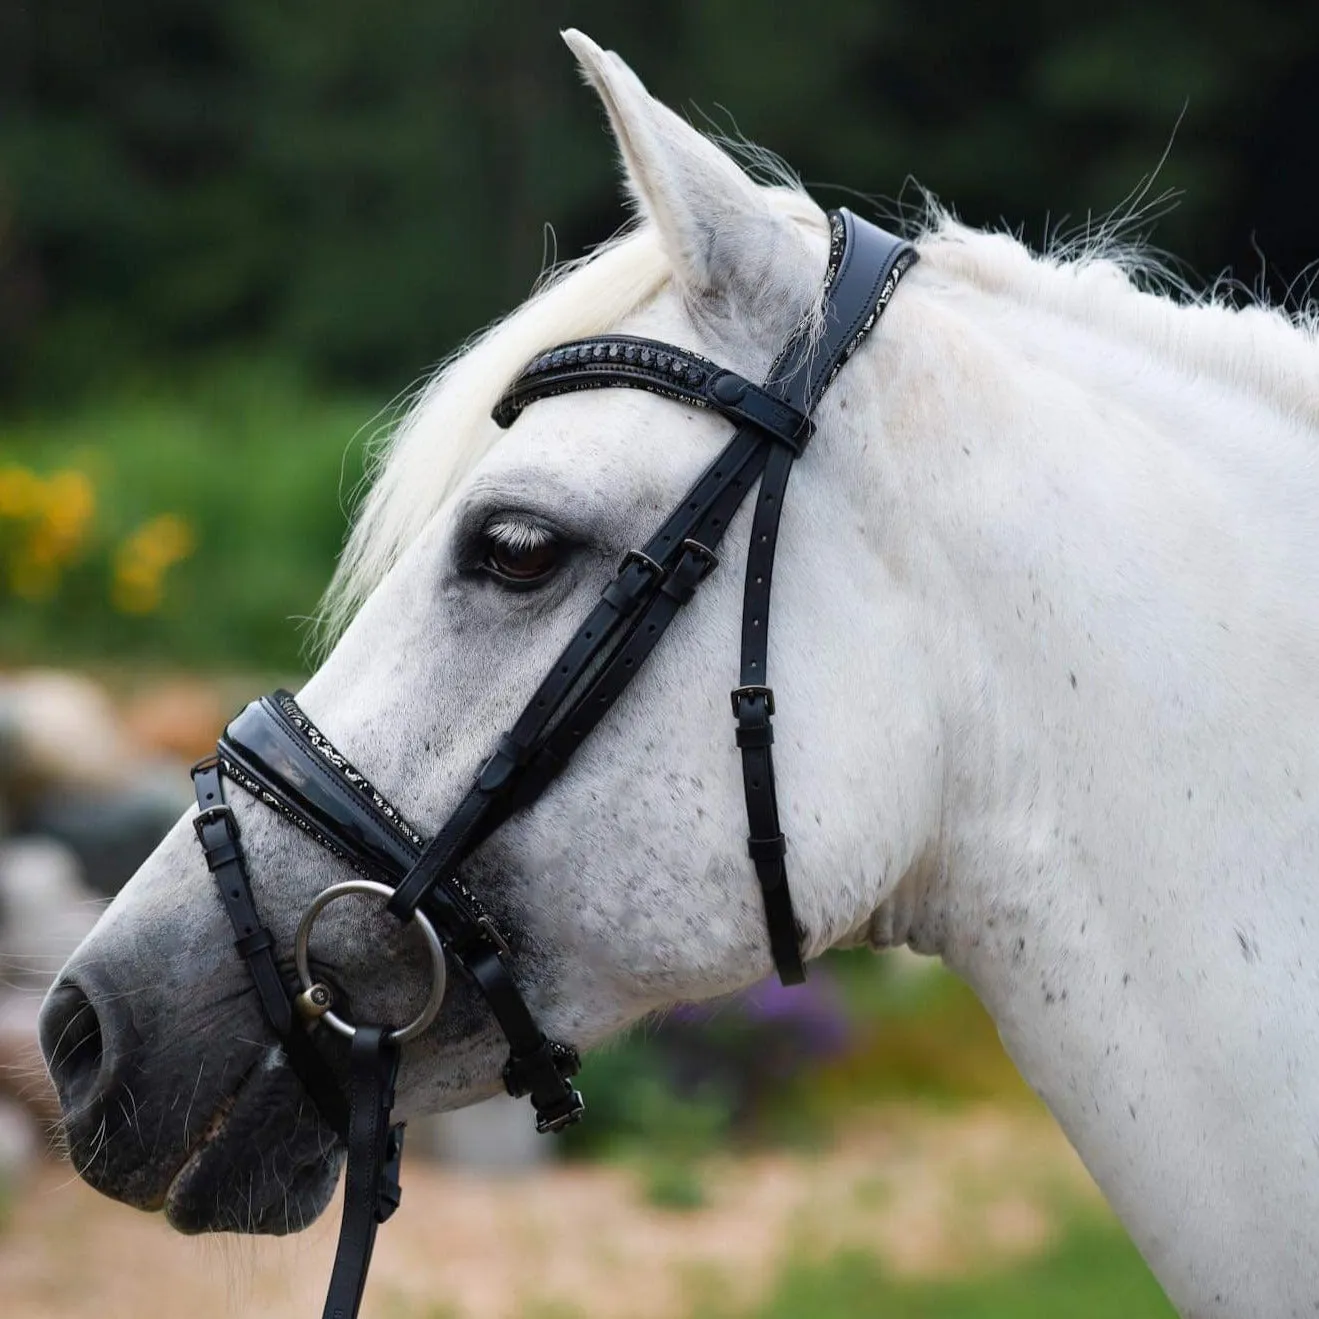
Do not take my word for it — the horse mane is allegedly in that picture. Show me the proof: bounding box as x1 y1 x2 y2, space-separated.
317 180 1318 653
920 212 1319 427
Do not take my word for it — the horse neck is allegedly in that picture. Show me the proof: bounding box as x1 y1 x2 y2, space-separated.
849 274 1319 1312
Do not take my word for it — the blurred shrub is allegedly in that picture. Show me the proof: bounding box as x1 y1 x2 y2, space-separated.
561 1032 736 1165
561 954 1036 1179
3 3 1318 407
1 360 377 669
0 464 100 601
810 953 1033 1111
1 459 198 628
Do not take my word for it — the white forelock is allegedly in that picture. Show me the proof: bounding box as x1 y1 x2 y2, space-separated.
317 186 828 646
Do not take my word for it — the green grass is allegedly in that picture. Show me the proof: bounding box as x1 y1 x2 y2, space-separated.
695 1216 1174 1319
1 360 385 670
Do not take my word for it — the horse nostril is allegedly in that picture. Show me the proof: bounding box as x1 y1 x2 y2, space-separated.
40 980 108 1114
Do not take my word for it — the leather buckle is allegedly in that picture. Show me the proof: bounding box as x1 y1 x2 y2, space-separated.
618 548 665 580
731 685 775 717
192 803 236 844
680 538 719 579
535 1089 586 1134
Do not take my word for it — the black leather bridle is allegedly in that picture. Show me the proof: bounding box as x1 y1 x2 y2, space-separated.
188 208 916 1319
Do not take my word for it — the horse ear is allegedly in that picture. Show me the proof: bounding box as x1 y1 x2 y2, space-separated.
562 29 813 309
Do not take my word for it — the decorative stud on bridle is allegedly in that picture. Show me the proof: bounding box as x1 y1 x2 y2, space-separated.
189 208 917 1319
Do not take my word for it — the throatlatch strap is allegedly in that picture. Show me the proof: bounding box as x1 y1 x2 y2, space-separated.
730 209 919 982
320 1027 402 1319
486 208 916 987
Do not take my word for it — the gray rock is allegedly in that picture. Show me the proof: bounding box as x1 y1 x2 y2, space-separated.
19 768 187 898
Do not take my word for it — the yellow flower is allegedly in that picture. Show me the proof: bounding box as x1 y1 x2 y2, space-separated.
0 466 42 519
40 470 96 556
111 571 162 615
111 513 196 615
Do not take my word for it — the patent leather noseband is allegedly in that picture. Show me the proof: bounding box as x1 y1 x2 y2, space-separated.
189 208 917 1319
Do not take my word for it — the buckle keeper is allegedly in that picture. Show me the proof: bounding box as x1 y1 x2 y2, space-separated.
747 832 787 862
730 685 775 717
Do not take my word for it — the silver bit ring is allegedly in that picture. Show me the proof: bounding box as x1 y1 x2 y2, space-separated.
294 879 446 1045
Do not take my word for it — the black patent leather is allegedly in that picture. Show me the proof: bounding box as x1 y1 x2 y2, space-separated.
222 697 421 879
492 334 813 449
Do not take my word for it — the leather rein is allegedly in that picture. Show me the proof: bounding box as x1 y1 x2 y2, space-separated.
188 208 916 1319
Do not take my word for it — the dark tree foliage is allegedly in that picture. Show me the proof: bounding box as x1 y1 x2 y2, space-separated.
2 0 1316 404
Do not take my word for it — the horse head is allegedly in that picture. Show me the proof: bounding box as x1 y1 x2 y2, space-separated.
41 32 1319 1319
38 32 945 1236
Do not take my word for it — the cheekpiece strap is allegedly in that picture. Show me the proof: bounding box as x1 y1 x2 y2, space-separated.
188 203 919 1319
190 758 350 1136
486 208 918 989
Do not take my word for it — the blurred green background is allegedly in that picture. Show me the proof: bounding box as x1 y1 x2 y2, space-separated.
3 0 1317 670
3 3 1313 1314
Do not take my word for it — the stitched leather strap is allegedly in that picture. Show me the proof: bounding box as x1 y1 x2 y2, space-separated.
188 206 917 1319
730 210 919 982
385 406 776 919
216 703 582 1134
319 1027 401 1319
493 335 813 451
385 209 918 987
191 760 349 1136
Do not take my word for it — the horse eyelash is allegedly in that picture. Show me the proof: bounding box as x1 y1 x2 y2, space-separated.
483 517 556 552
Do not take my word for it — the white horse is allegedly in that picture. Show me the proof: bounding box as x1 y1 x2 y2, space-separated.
38 30 1319 1318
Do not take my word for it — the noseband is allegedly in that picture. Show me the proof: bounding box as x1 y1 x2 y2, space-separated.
189 208 915 1319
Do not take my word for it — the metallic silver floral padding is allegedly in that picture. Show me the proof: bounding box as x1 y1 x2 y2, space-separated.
220 752 492 920
829 249 917 385
222 696 492 919
219 754 368 873
820 211 918 390
822 209 848 293
274 693 425 849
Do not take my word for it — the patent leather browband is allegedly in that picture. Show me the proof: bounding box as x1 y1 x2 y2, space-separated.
190 207 916 1319
492 336 815 451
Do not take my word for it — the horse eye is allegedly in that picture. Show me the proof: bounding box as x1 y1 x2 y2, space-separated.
481 526 563 587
